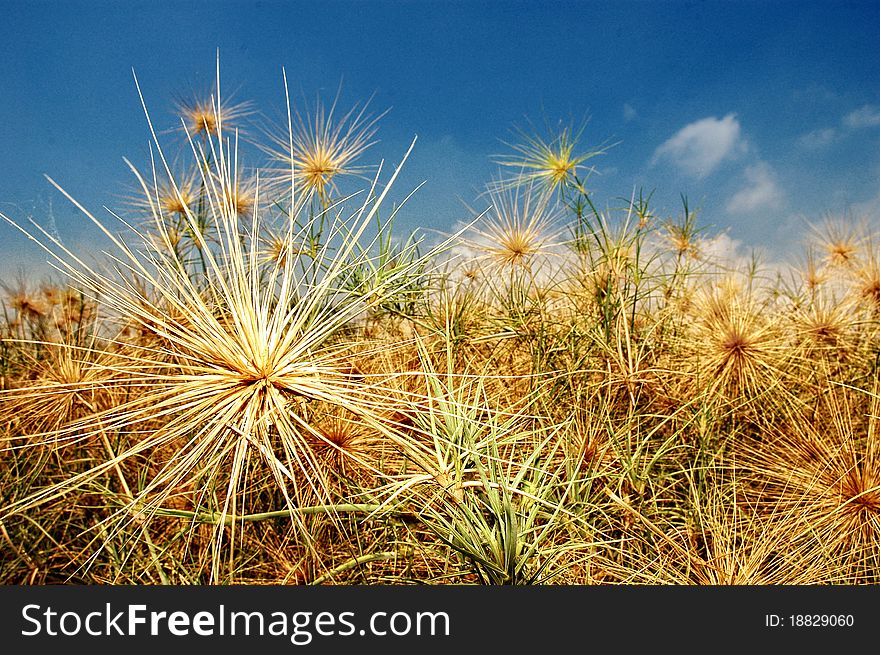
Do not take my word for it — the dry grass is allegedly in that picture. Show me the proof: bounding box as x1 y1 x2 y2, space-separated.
1 65 879 585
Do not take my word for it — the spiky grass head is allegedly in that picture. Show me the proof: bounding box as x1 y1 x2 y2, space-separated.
3 280 49 324
743 385 880 582
264 92 383 204
0 69 445 581
307 406 388 486
796 247 827 294
128 167 199 250
662 220 701 260
810 215 864 270
851 238 880 310
0 334 120 436
175 91 252 138
145 168 199 217
790 293 857 361
687 281 788 401
494 121 605 194
466 184 561 274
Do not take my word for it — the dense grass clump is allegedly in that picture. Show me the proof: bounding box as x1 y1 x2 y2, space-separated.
2 66 879 585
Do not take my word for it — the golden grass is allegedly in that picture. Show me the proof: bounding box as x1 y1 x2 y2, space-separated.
2 65 879 585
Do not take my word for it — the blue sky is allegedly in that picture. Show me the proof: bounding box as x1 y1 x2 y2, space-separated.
1 0 879 278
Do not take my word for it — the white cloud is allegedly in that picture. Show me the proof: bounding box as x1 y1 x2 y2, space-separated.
651 114 743 178
796 106 880 150
698 232 750 269
726 162 784 213
797 127 838 150
623 103 637 122
844 105 880 129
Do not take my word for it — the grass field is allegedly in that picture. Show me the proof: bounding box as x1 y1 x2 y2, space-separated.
2 70 879 585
